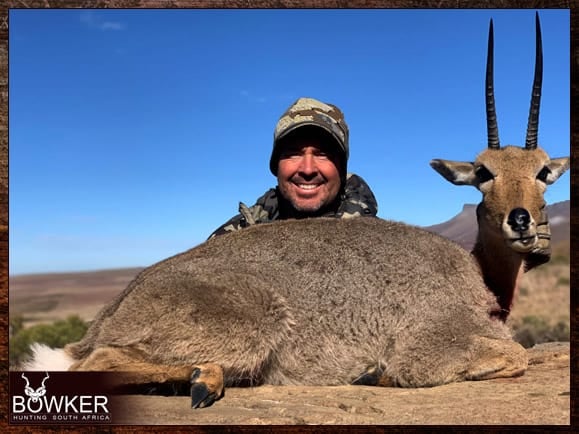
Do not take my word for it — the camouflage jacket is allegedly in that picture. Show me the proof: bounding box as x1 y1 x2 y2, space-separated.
209 173 378 239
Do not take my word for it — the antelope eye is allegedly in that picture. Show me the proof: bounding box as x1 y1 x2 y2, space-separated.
537 166 551 182
475 165 494 183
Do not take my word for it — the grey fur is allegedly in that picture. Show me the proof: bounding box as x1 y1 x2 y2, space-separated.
66 217 526 389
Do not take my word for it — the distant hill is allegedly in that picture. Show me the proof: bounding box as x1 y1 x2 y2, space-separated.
9 267 145 325
424 200 570 252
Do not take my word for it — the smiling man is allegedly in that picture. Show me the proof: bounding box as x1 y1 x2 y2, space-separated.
209 97 378 238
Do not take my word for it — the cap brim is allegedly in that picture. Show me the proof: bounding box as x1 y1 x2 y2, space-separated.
270 122 347 176
275 121 345 151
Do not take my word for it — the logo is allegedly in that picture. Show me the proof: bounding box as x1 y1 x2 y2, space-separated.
10 372 113 424
22 372 49 403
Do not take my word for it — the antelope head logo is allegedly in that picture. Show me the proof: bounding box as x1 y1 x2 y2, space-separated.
430 13 569 271
21 372 49 403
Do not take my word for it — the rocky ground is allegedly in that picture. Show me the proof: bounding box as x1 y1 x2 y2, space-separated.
110 342 570 426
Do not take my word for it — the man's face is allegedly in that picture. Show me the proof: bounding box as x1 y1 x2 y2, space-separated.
276 135 342 213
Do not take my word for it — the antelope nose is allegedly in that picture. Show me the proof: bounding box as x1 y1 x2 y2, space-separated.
507 208 531 232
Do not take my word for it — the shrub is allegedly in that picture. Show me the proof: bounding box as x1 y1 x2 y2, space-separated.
557 276 570 286
9 315 24 337
550 254 570 265
9 315 88 369
513 315 570 348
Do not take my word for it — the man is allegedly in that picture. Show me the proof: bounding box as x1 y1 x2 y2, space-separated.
209 97 378 238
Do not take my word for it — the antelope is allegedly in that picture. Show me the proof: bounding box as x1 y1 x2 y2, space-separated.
28 217 528 409
21 373 49 403
430 13 569 321
23 15 564 409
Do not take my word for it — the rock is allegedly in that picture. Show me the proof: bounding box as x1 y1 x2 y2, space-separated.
111 342 569 425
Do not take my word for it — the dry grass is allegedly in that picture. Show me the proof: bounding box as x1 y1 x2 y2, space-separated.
507 242 570 347
511 263 570 325
9 268 142 328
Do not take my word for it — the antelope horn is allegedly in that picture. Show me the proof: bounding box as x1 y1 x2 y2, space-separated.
525 12 543 150
486 19 500 149
21 373 30 388
41 372 50 388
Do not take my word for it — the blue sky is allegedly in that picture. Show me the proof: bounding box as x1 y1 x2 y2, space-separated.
9 9 570 275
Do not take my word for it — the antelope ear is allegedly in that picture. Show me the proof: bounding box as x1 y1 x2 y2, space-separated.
430 159 478 186
544 157 570 185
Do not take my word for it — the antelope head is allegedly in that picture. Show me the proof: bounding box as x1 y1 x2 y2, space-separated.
21 372 50 402
430 13 569 270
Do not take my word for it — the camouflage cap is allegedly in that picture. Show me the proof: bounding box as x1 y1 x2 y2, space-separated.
269 97 349 175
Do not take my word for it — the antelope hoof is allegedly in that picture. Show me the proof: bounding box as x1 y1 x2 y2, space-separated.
466 338 528 381
352 364 394 387
190 382 221 409
190 365 225 409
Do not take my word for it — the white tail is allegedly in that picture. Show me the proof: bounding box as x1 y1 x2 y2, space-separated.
22 343 75 371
